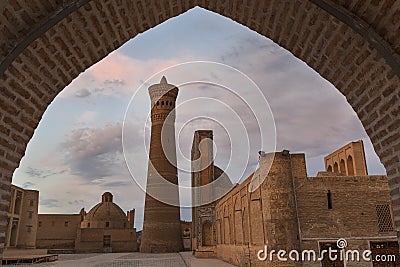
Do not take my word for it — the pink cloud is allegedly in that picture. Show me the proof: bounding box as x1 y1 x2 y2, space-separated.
60 52 182 99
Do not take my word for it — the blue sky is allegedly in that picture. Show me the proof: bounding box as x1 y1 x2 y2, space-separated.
12 7 386 230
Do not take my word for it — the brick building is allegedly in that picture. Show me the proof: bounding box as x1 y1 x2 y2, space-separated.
5 185 38 249
191 130 233 258
36 213 81 250
192 135 398 267
1 1 400 259
6 190 138 253
36 192 137 253
324 140 368 176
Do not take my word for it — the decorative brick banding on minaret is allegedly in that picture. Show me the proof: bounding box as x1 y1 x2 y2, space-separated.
140 76 183 253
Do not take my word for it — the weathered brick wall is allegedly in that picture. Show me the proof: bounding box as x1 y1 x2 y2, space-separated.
17 189 39 248
297 175 395 239
215 152 302 266
296 175 397 267
36 214 81 249
5 185 39 249
300 239 375 267
0 0 400 258
75 228 137 253
324 140 368 175
214 154 397 266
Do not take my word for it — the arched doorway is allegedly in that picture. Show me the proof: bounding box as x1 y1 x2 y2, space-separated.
0 0 399 254
202 221 213 246
327 165 332 172
334 162 339 173
347 156 355 176
340 159 346 175
8 220 18 247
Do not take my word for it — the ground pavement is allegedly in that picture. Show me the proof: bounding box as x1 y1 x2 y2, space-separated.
2 251 237 267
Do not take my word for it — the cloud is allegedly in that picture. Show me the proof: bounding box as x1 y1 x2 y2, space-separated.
104 79 125 87
74 88 91 98
76 111 97 124
61 122 145 181
14 6 386 220
101 180 132 187
22 181 36 188
68 199 84 206
25 167 67 179
62 123 126 179
71 80 122 99
211 29 381 176
40 198 61 208
60 52 181 100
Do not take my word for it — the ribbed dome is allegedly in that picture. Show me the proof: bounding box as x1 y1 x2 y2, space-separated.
81 192 129 229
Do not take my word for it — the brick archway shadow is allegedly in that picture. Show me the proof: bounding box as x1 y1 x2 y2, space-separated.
0 0 399 255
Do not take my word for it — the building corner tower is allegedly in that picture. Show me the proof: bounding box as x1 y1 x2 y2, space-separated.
140 76 183 253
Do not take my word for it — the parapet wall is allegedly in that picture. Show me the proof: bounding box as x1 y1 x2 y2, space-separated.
36 214 81 249
214 152 303 267
213 152 394 267
296 175 395 239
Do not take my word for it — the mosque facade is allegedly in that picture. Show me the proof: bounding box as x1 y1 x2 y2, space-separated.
6 192 137 253
192 134 398 267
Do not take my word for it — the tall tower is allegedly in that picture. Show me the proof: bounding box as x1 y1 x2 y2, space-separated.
191 130 216 257
140 76 183 253
191 130 232 257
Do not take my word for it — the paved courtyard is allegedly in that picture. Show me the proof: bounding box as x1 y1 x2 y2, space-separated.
2 252 237 267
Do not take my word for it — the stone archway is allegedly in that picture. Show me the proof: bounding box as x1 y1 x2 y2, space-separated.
0 0 399 256
202 221 213 246
340 159 346 175
334 162 339 173
347 155 355 176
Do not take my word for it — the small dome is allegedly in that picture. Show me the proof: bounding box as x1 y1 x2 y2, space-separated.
81 192 128 229
102 192 113 202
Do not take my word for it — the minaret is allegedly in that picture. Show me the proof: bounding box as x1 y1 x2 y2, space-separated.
140 76 183 253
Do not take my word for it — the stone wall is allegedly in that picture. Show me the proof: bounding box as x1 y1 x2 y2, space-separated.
213 152 397 266
36 214 81 249
1 0 400 257
75 228 137 253
324 140 368 175
215 152 302 267
296 175 395 239
191 130 217 256
5 185 38 249
16 189 38 248
296 174 397 267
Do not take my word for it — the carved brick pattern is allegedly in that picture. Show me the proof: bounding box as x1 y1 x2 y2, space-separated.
376 202 395 232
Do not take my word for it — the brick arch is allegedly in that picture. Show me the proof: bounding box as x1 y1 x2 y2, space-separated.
1 0 400 255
